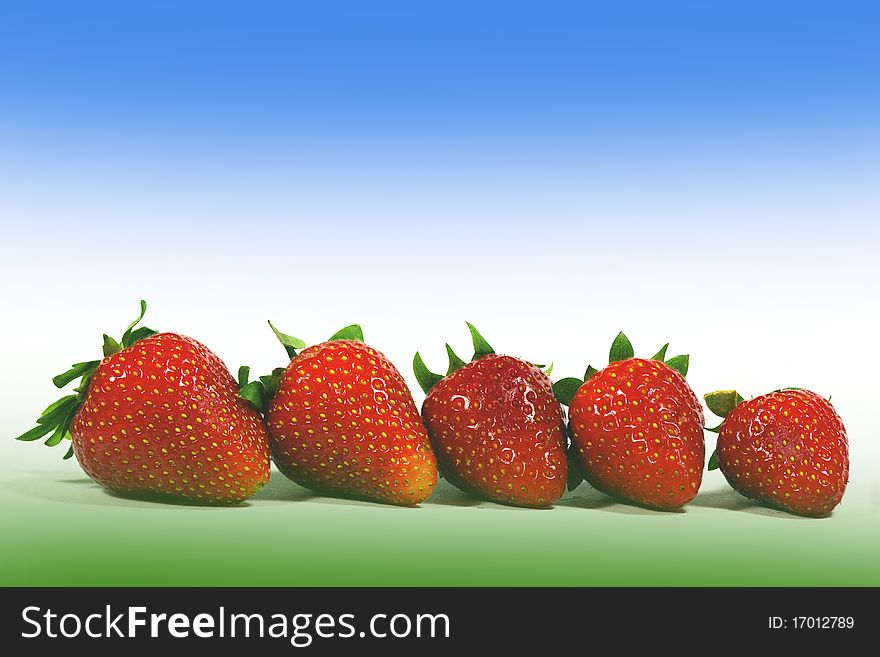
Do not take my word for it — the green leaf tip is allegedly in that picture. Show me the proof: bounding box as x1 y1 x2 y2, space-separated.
445 344 467 376
651 343 669 361
238 381 265 410
102 334 121 357
704 390 744 418
52 361 101 389
664 354 689 377
268 321 307 359
16 394 79 454
237 366 250 388
609 332 634 363
542 362 554 376
413 352 444 395
707 449 719 471
584 365 599 381
328 324 364 342
553 377 584 407
465 322 495 360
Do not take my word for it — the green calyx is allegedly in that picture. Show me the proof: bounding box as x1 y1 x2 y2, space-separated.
413 322 496 395
15 300 158 459
553 331 690 406
413 322 553 396
705 389 744 419
237 366 287 416
704 389 746 471
239 322 363 414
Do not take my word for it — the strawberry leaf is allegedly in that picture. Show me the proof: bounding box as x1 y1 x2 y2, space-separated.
39 394 79 419
36 396 79 427
126 326 158 345
566 445 584 492
584 365 598 381
15 423 56 442
708 449 719 470
413 352 443 395
466 322 495 360
52 361 100 389
542 362 554 376
44 411 74 447
259 368 286 398
238 381 266 412
553 377 583 406
651 343 669 361
329 324 364 342
63 444 74 460
704 390 743 418
665 355 689 377
102 334 121 357
237 366 250 388
445 344 467 375
609 332 634 362
268 321 306 359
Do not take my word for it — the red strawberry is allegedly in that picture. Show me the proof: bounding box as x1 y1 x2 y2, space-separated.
248 323 437 506
17 302 271 504
706 388 848 516
414 324 567 507
558 333 704 509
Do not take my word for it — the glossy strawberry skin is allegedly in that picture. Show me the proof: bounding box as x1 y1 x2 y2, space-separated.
568 358 704 509
422 355 567 507
71 333 271 504
716 389 848 516
267 340 437 506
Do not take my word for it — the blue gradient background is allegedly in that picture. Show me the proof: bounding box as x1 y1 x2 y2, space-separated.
1 1 879 585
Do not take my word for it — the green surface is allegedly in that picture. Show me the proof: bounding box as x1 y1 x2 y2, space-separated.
2 451 878 587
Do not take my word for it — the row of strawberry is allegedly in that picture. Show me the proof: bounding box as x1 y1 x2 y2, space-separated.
17 302 848 517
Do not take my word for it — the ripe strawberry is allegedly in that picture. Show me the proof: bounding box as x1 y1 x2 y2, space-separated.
245 323 437 506
705 388 849 516
16 301 271 504
414 323 567 507
556 333 704 509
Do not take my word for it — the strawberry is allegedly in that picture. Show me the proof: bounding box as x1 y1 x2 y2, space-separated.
705 388 849 516
242 322 437 506
555 333 704 509
16 301 271 504
414 323 567 507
